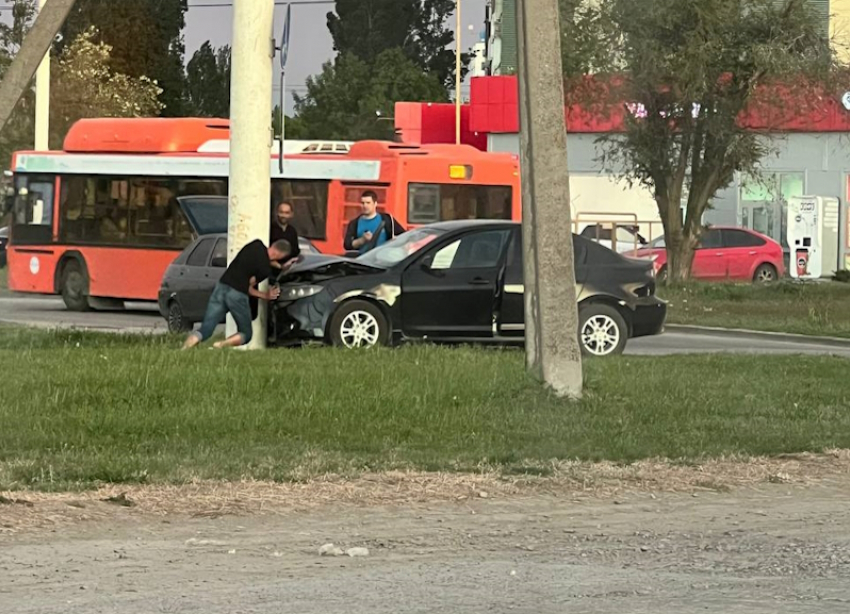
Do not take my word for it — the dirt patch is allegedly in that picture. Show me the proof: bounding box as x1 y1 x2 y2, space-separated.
3 450 849 536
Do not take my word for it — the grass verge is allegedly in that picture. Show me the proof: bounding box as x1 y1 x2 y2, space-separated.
660 281 850 338
1 327 850 491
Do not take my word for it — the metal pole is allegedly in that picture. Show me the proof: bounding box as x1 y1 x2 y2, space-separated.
516 0 583 397
34 0 51 150
228 0 275 349
455 0 462 144
278 68 285 173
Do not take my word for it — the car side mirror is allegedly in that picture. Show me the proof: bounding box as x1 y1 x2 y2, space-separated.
211 256 227 268
420 254 434 271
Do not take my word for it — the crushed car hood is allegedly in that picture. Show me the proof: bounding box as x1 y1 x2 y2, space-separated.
277 254 384 284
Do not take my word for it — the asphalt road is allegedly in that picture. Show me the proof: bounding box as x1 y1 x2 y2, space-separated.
2 295 850 357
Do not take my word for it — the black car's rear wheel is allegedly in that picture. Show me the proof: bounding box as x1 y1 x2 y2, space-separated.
579 304 628 357
329 300 390 349
167 300 191 333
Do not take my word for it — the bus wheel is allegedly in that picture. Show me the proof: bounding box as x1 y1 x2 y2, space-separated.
60 260 90 312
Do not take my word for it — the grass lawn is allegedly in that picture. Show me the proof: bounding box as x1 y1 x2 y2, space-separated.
660 281 850 338
1 327 849 491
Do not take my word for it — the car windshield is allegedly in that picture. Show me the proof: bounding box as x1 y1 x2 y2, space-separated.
180 196 228 235
357 228 445 268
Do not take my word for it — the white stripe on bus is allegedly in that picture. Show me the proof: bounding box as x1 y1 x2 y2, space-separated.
14 154 381 181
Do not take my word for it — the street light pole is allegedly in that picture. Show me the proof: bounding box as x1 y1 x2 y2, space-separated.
455 0 461 144
516 0 583 397
227 0 275 349
34 0 51 150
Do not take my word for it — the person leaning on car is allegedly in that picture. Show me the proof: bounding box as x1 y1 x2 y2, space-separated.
343 190 405 254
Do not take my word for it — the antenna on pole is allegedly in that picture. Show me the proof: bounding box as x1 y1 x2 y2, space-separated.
274 3 292 175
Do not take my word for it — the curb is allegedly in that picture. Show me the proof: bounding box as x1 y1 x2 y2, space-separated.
0 318 168 336
665 324 850 349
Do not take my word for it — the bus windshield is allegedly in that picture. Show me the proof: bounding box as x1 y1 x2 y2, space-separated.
357 228 445 268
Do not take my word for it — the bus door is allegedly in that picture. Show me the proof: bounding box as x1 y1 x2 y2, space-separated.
10 174 56 245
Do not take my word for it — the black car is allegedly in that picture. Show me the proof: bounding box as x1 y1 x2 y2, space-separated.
158 233 320 332
271 220 666 356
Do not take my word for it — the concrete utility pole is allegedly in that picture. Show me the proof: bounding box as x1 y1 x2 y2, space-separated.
516 0 583 397
228 0 275 349
0 0 75 137
34 0 51 150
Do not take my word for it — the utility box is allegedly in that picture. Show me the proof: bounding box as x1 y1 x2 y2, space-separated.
786 196 840 279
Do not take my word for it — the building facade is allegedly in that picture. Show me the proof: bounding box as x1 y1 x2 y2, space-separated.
395 75 850 272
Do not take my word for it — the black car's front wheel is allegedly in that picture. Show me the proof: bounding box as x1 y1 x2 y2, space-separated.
579 304 628 357
328 300 390 349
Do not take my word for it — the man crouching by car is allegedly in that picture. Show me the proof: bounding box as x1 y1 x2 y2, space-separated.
182 239 292 350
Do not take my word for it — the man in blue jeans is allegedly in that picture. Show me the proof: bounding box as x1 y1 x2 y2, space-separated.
182 238 292 350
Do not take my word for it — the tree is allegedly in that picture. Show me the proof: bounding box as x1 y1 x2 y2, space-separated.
327 0 469 90
292 49 448 140
565 0 845 282
0 0 37 165
58 0 188 116
50 27 164 147
185 42 231 118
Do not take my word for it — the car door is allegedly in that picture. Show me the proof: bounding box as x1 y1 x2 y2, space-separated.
497 229 588 336
691 229 726 279
182 237 217 318
401 228 512 338
198 237 228 309
722 229 765 280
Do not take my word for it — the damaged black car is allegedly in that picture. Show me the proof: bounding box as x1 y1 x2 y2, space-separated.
271 220 666 356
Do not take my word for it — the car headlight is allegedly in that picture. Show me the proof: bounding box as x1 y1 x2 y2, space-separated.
280 284 324 301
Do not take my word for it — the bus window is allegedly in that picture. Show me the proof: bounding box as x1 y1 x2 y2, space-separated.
59 176 187 248
11 175 55 244
271 179 329 240
130 179 180 248
177 179 227 197
408 184 513 224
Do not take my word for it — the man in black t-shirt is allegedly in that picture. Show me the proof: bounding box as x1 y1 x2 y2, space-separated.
182 238 292 350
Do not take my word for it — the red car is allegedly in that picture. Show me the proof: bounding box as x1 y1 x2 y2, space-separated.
634 227 785 283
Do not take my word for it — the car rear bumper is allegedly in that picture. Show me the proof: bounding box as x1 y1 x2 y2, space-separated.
157 290 172 318
631 296 667 338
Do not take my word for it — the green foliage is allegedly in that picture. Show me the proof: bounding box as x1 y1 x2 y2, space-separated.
2 332 850 490
563 0 845 282
58 0 188 116
49 27 164 147
661 281 850 337
0 0 37 166
185 42 231 118
327 0 469 90
293 49 448 140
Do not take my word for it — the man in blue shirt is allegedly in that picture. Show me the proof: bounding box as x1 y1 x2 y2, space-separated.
343 190 405 254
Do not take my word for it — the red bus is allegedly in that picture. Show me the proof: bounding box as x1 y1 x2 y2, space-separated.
5 117 520 310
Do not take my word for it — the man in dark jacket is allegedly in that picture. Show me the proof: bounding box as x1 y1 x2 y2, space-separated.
343 190 405 254
270 201 301 267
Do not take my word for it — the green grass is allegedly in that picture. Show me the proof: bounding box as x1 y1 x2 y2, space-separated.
660 281 850 338
2 328 850 491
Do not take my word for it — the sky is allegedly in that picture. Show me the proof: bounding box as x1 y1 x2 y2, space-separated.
183 0 489 113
